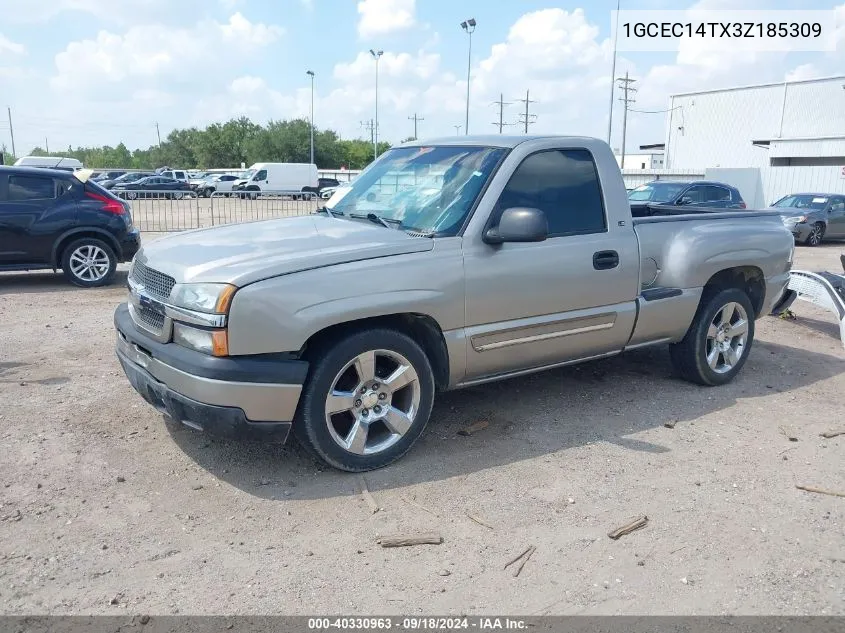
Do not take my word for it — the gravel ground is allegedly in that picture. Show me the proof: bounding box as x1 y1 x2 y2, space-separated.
0 242 843 615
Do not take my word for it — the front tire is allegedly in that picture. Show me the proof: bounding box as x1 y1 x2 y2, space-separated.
669 287 755 386
293 328 436 472
804 222 824 246
61 238 117 288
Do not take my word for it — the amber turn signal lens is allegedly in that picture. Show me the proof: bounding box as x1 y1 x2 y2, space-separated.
215 284 237 313
211 330 229 357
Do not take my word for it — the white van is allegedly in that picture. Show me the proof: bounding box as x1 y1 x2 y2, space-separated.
14 156 84 171
232 163 318 194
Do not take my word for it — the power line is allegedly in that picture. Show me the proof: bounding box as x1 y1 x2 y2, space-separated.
515 89 537 134
616 72 637 169
628 105 682 114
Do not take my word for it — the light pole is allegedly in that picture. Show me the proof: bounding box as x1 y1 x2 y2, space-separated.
369 49 383 160
306 70 315 165
453 124 462 136
460 18 476 135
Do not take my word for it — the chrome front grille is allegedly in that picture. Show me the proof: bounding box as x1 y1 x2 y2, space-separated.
130 258 175 301
136 304 165 331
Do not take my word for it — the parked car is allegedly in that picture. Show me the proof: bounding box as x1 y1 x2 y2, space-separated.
771 193 845 246
317 177 340 192
100 172 154 189
114 135 794 472
188 172 213 190
0 166 140 286
197 174 240 197
628 180 746 209
94 170 128 182
232 163 318 195
112 176 193 199
159 169 190 183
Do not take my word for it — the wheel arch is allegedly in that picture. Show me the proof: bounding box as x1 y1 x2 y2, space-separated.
302 313 450 391
52 228 121 269
701 266 766 318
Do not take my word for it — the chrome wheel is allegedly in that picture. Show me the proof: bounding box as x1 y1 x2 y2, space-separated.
325 349 421 456
126 191 137 200
807 224 823 246
173 192 184 200
705 302 749 374
69 244 110 282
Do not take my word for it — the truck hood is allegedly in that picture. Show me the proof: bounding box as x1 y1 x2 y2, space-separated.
135 215 434 287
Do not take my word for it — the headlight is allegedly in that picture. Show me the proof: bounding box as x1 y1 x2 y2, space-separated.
784 215 807 224
169 283 236 314
173 322 229 356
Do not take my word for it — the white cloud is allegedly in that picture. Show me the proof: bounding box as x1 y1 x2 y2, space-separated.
357 0 416 39
1 0 169 24
334 50 440 82
51 13 282 90
0 34 25 55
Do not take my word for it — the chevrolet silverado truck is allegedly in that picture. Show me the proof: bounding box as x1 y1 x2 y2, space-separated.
115 136 795 472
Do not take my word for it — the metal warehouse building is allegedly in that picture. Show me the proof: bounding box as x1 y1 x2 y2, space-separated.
664 75 845 170
653 75 845 207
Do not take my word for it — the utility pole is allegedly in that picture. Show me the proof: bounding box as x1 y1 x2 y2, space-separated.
490 93 511 134
7 107 15 158
361 119 375 155
306 70 315 165
155 122 162 148
516 90 537 134
45 137 49 154
453 125 462 136
408 113 424 140
616 72 637 170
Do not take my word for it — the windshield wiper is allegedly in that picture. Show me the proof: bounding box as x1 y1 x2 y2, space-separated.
350 213 401 229
316 206 342 218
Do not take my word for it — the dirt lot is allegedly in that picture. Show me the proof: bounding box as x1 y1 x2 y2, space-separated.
0 242 843 615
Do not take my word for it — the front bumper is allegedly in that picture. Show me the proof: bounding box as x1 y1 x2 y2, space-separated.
114 304 308 442
120 228 141 262
787 223 812 241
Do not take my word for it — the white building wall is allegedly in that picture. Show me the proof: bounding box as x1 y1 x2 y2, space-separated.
666 76 845 169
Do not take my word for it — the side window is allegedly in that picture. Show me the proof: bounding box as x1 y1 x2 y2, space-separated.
830 197 845 212
496 149 606 236
175 171 185 180
222 175 236 181
8 175 56 201
707 186 732 201
254 169 267 181
681 185 707 203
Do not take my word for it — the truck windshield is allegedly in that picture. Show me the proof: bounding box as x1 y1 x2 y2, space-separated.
325 145 508 235
772 195 828 210
628 182 686 202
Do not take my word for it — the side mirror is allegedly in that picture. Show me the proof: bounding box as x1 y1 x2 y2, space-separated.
484 207 548 244
677 195 692 205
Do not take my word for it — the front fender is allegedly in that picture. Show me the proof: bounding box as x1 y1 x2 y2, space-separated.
226 242 465 356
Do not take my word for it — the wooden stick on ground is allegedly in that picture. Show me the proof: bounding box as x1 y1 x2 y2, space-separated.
400 495 439 517
504 545 534 570
510 545 536 577
359 476 380 514
608 516 649 540
377 533 443 547
466 513 494 530
820 429 845 439
796 485 845 498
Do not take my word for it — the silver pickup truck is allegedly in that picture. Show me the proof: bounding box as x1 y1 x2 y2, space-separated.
115 136 795 472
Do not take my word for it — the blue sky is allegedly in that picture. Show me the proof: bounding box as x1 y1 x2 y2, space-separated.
0 0 843 158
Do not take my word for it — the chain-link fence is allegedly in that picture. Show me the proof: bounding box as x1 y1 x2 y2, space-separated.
121 190 319 233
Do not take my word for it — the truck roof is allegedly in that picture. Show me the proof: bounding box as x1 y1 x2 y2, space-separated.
402 135 601 149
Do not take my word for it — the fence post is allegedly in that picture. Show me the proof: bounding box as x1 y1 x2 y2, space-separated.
210 193 216 226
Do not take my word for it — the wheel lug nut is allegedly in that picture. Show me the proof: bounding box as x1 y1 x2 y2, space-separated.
378 393 386 400
354 399 362 407
372 383 380 390
362 408 369 416
373 405 381 414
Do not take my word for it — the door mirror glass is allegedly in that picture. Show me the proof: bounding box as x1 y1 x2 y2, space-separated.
484 207 548 244
677 195 692 205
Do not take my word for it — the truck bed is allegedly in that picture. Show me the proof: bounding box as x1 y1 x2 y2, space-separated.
630 203 780 220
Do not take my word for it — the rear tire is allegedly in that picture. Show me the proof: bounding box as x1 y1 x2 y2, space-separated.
61 237 117 288
804 222 824 246
669 287 755 386
293 328 436 472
